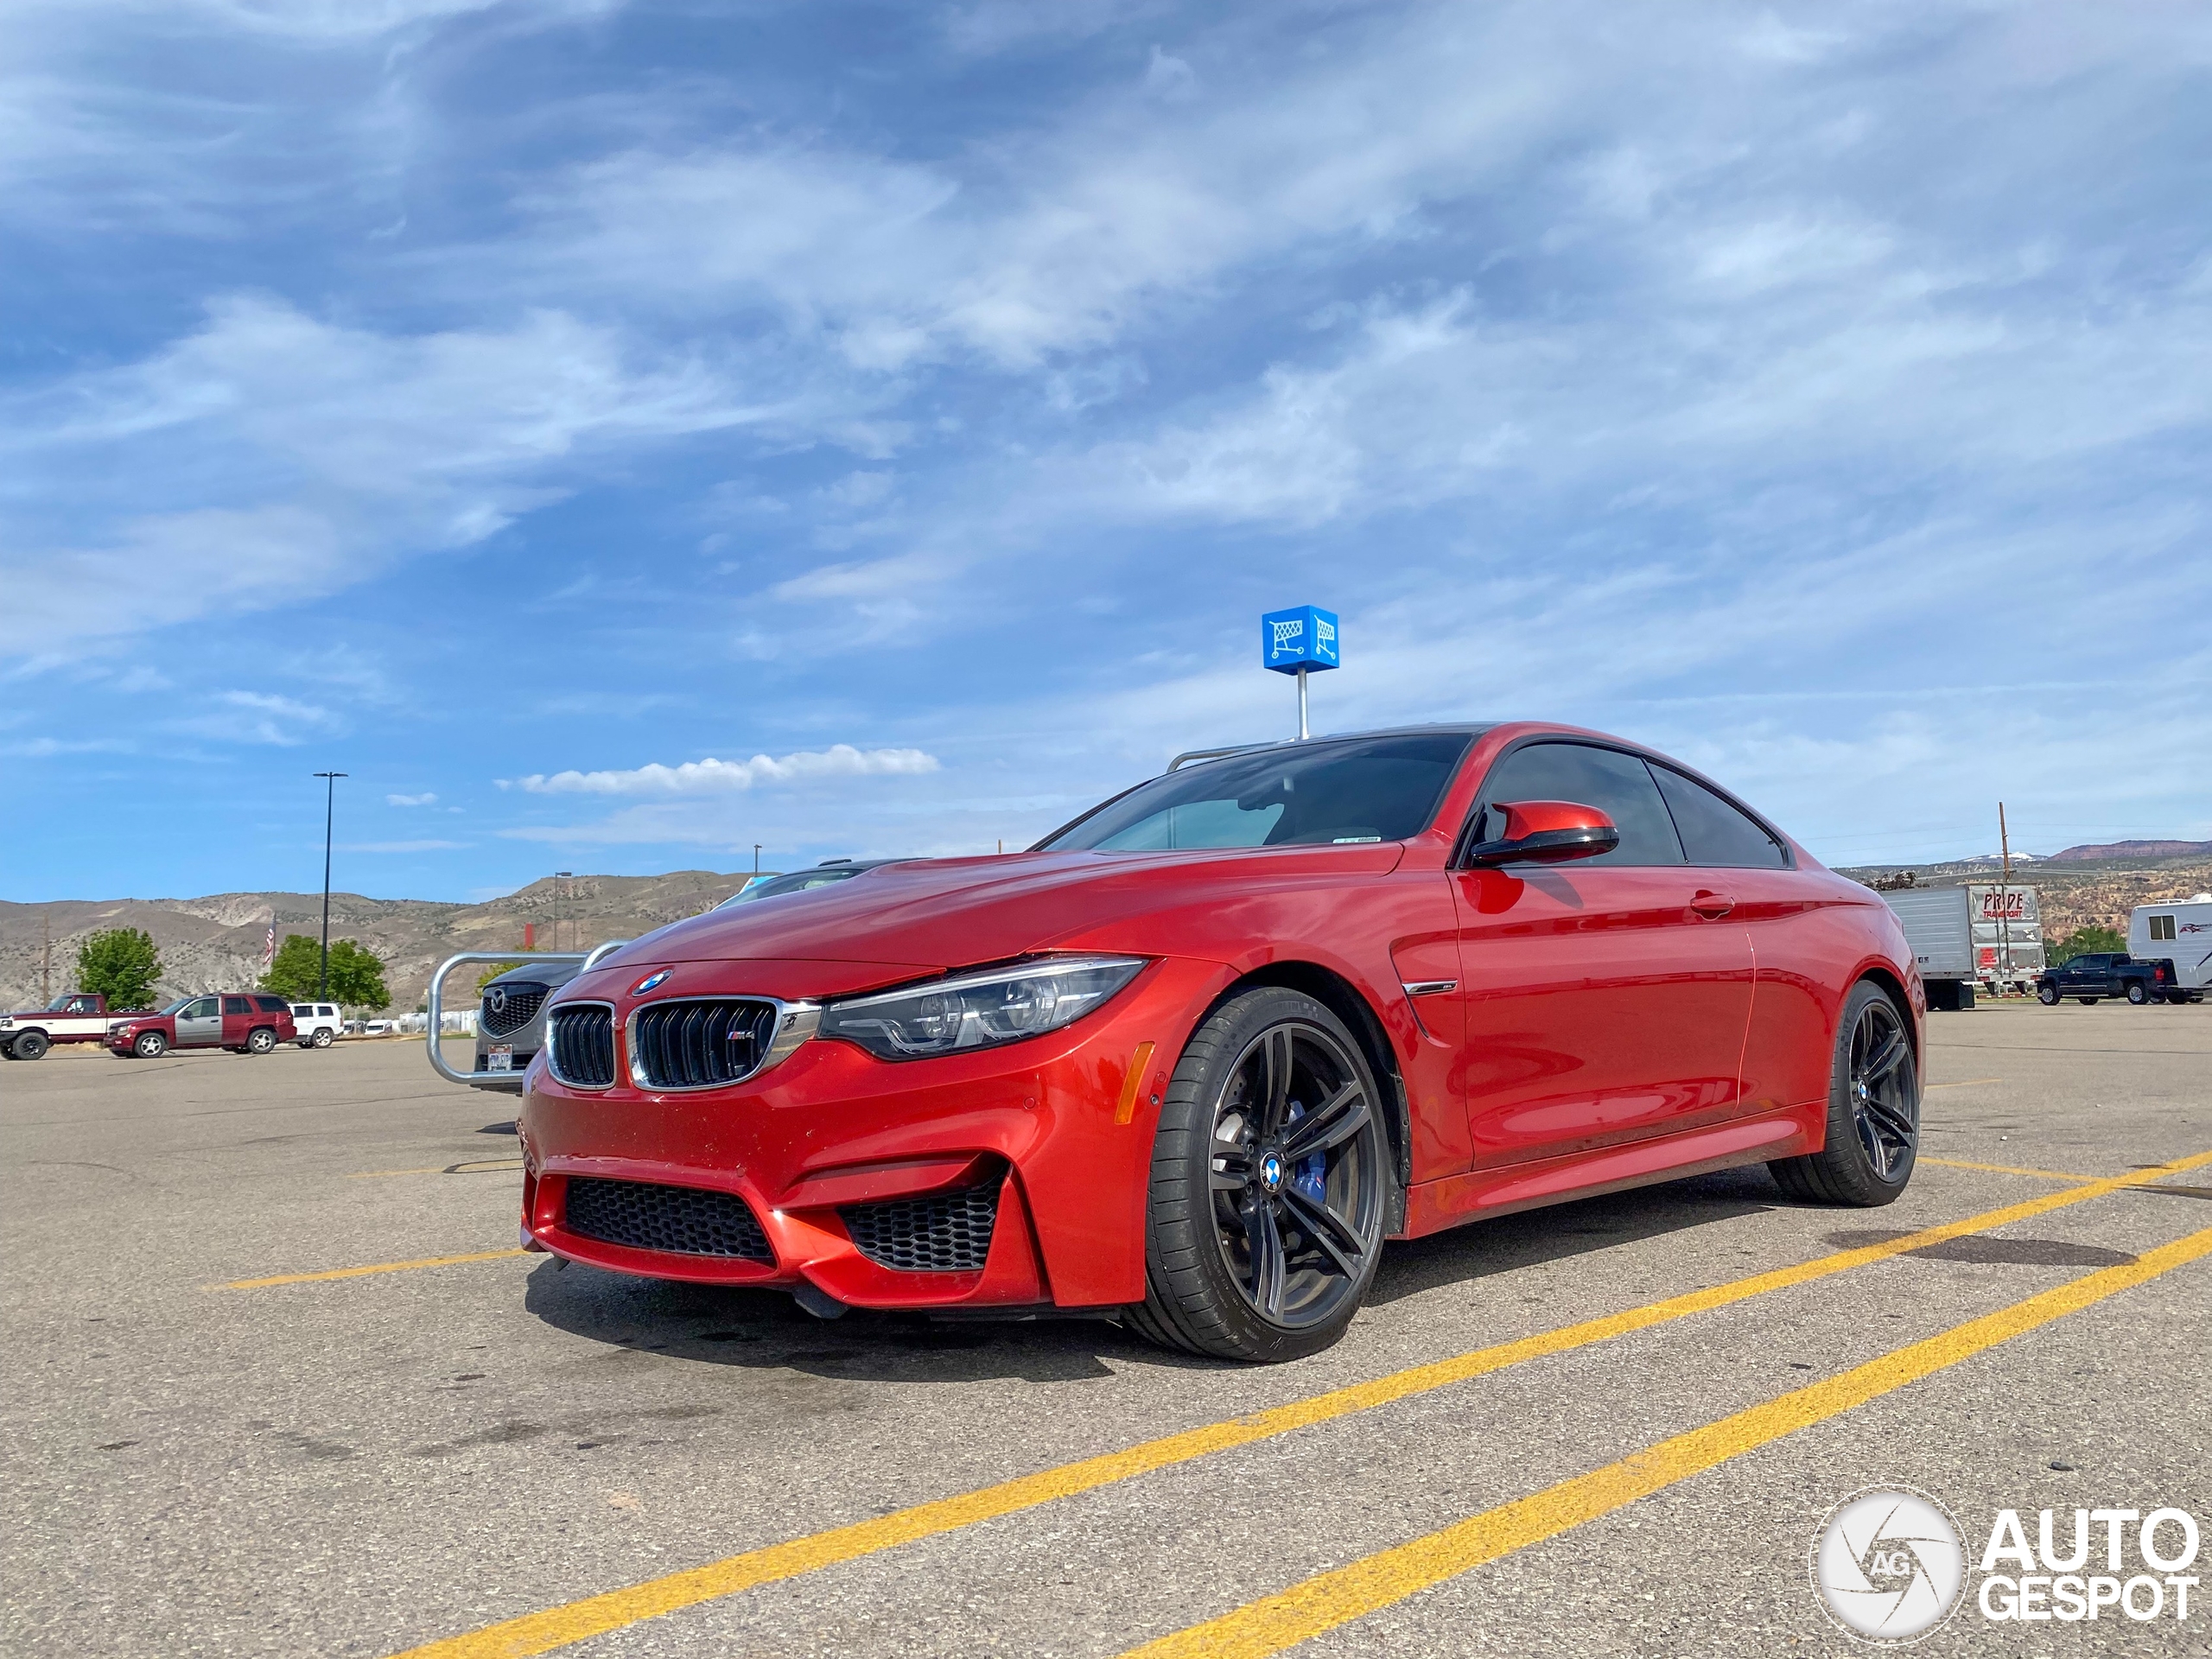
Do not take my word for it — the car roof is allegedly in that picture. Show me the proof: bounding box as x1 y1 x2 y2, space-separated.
1166 723 1498 771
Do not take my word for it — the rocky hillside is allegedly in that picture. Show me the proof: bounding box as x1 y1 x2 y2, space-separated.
0 871 759 1014
1837 847 2212 939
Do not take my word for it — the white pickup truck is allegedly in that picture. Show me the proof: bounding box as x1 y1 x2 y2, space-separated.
0 993 137 1060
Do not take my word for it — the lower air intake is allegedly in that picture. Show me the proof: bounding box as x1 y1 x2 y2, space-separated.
564 1177 772 1262
839 1182 1000 1272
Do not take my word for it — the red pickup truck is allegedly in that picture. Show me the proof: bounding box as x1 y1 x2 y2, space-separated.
106 994 298 1058
0 993 147 1059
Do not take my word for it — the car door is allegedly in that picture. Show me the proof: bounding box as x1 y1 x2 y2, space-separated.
1449 740 1755 1167
175 996 221 1046
221 995 252 1044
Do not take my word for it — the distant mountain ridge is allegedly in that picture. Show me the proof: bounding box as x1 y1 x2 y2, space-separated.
2045 839 2212 861
0 871 758 1013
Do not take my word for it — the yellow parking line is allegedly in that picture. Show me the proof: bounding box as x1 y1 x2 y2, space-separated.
207 1249 529 1290
1920 1155 2095 1182
1121 1223 2212 1659
381 1146 2212 1659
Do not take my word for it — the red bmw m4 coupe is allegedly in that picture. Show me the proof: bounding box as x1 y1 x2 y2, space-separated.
519 722 1923 1361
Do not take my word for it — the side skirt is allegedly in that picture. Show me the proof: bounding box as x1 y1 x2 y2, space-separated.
1395 1100 1823 1240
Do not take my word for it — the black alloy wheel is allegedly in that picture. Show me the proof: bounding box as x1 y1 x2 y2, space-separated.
11 1031 49 1061
1128 987 1390 1361
245 1027 277 1055
1770 981 1919 1207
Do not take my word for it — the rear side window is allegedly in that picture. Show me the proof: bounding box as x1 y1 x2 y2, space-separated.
252 995 289 1014
223 995 251 1015
1467 742 1684 866
1651 766 1788 868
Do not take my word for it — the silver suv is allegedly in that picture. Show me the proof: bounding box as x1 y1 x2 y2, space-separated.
473 960 585 1094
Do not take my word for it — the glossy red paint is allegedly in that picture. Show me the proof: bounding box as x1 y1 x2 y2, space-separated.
519 721 1919 1313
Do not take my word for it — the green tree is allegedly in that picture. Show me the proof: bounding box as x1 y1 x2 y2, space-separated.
261 933 391 1008
475 961 524 993
77 927 162 1009
326 939 390 1010
2045 925 2126 965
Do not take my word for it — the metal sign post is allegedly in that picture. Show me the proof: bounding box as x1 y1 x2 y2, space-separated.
1261 605 1341 739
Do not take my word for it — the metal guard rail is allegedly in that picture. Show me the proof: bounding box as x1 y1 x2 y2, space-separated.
424 940 632 1089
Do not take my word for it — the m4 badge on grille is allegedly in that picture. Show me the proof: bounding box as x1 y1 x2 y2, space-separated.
632 970 671 995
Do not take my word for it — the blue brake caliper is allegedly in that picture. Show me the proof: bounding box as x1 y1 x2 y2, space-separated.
1282 1101 1326 1205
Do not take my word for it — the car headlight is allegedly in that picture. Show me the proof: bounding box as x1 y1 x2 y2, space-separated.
818 955 1147 1061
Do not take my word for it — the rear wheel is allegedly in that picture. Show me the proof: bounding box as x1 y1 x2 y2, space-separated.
134 1031 168 1058
245 1027 276 1055
313 1027 334 1049
1770 982 1917 1207
1127 987 1391 1362
2126 982 2150 1006
10 1031 49 1060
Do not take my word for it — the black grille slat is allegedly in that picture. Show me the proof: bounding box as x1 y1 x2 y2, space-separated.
547 1005 615 1088
630 998 778 1090
840 1184 1000 1272
564 1178 772 1261
480 982 548 1038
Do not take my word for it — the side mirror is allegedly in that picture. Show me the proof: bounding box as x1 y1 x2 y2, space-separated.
1465 799 1621 868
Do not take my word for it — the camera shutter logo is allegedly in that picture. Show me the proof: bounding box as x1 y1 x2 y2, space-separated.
1812 1487 1967 1642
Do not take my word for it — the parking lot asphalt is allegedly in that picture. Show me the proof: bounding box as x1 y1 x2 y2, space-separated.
3 1006 2207 1658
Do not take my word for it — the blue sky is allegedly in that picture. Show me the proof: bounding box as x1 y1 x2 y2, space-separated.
3 0 2209 903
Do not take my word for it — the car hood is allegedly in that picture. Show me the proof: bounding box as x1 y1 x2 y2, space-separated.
594 843 1407 976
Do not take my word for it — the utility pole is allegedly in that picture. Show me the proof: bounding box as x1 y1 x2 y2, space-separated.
313 772 347 998
1997 801 2013 994
41 913 51 1003
753 844 761 876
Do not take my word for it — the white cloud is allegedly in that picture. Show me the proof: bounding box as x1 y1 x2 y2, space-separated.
512 744 941 796
387 791 437 806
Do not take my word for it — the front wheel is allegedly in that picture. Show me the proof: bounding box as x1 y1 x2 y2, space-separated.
10 1031 49 1060
2037 983 2060 1005
133 1031 168 1058
1126 987 1391 1362
1770 982 1918 1207
245 1027 276 1055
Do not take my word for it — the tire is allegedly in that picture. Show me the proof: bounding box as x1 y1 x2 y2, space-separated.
1126 987 1392 1362
1770 981 1918 1208
313 1028 333 1049
245 1027 276 1055
2080 998 2098 1006
2037 983 2060 1006
133 1031 168 1058
298 1039 315 1049
2126 982 2150 1006
11 1030 49 1061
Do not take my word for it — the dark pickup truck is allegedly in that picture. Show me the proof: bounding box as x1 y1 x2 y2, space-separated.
2035 953 2181 1007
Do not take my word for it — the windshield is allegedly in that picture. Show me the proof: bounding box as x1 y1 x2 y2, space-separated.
161 995 195 1015
1042 733 1474 853
717 868 864 908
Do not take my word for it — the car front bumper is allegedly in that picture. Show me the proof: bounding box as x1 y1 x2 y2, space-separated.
518 956 1232 1311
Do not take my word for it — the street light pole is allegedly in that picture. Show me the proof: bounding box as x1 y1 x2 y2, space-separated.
313 772 346 998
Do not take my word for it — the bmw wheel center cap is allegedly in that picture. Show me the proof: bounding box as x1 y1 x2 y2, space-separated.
1260 1153 1283 1192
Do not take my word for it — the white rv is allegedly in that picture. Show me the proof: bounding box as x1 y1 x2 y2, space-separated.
2130 897 2212 1000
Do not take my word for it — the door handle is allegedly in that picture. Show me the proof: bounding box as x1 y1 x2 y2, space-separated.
1691 890 1736 918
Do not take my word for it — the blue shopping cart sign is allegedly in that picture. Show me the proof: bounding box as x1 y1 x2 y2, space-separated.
1261 606 1341 674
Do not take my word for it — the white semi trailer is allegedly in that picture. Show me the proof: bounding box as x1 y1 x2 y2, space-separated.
1879 884 2044 1009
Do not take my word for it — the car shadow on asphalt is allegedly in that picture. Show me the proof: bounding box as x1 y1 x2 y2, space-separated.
1364 1165 1782 1306
520 1166 1785 1383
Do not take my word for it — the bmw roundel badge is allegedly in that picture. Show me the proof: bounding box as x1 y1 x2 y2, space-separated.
632 970 671 995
